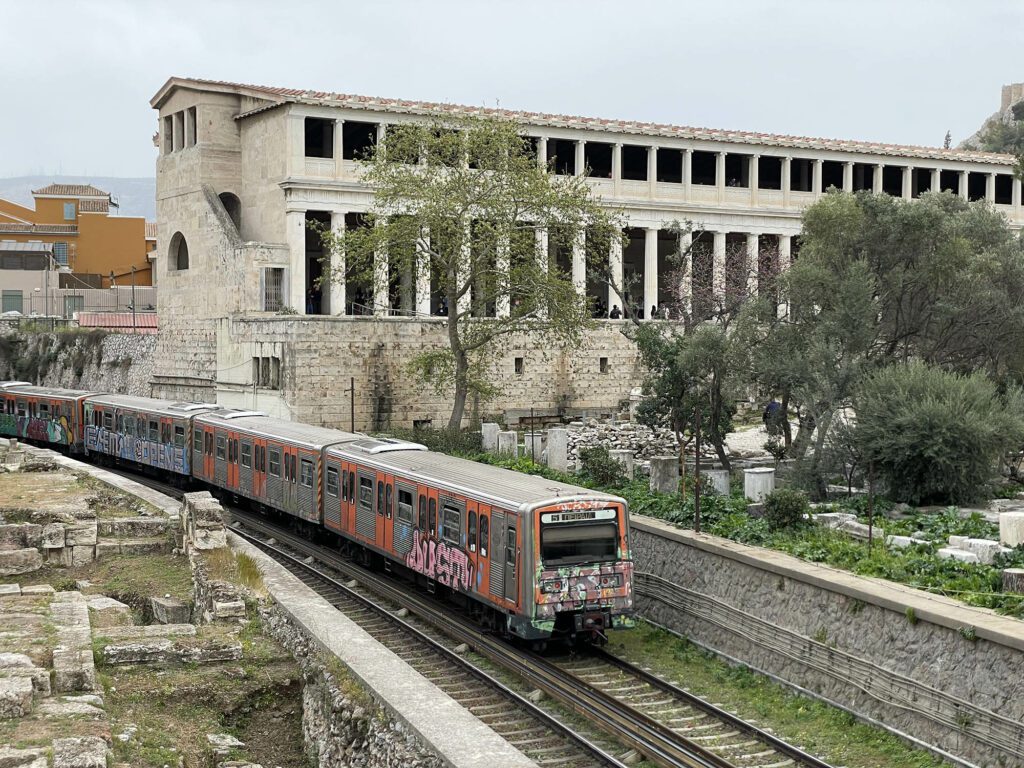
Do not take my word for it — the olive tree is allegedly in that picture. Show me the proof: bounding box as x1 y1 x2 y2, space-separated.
317 115 621 429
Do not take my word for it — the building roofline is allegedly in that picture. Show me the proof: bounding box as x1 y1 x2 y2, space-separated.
152 76 1018 165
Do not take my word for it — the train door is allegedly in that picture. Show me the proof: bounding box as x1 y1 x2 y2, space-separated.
252 439 267 500
342 461 357 534
203 428 215 479
227 431 240 490
488 509 508 604
382 472 394 551
281 445 297 514
476 505 490 597
504 518 519 606
373 469 387 549
354 468 376 542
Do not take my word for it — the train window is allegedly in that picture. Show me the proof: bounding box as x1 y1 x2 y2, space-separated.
174 426 185 448
385 484 394 519
397 489 413 524
268 449 281 476
39 403 49 418
327 467 339 497
241 442 251 468
115 414 123 433
348 471 355 502
479 515 489 557
148 420 159 442
291 455 298 482
341 469 348 501
16 401 26 417
541 523 617 566
193 430 202 452
4 399 12 414
506 526 517 575
418 495 426 531
428 498 437 535
216 436 226 461
358 477 373 509
29 402 36 418
230 440 237 464
468 511 477 553
124 416 134 437
103 411 113 430
441 505 461 544
377 481 385 517
300 459 313 487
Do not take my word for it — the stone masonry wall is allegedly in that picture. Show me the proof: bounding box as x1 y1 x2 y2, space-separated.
630 518 1024 767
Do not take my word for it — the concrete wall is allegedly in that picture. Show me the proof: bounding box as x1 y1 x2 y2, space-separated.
630 516 1024 767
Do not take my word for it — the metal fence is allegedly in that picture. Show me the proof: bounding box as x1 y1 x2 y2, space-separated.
16 286 157 319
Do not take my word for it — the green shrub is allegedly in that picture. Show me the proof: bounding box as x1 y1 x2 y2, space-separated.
763 488 810 530
385 426 482 455
855 362 1024 505
578 446 627 488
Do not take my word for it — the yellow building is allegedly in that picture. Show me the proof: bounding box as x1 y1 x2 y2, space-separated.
0 184 152 286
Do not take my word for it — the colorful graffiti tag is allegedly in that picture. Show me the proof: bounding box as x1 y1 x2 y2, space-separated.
84 426 189 474
0 413 72 445
534 561 633 620
405 530 474 591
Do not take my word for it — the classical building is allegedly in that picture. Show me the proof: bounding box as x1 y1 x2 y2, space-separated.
0 184 154 287
149 77 1024 428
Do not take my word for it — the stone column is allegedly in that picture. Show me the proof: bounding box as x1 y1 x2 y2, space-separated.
679 230 693 316
705 469 730 495
524 432 544 462
745 233 759 299
373 218 389 317
812 159 823 196
1014 176 1022 211
782 156 792 206
1000 511 1024 547
649 456 679 494
959 170 968 199
376 123 387 155
612 142 623 197
571 229 586 297
648 146 659 198
843 162 854 192
608 233 624 315
328 211 346 315
496 234 511 318
744 467 775 502
609 449 634 480
986 173 996 202
715 151 726 202
287 113 304 176
535 227 549 319
932 167 942 193
712 231 727 304
643 227 658 318
575 140 586 176
750 154 760 206
497 431 518 458
778 234 792 319
334 118 345 177
873 164 883 194
683 149 693 200
285 209 307 314
415 228 431 317
903 166 913 200
537 137 548 170
546 428 568 472
481 422 499 452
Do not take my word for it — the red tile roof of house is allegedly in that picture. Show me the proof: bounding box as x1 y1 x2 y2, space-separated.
32 184 109 198
153 76 1016 165
0 223 78 235
78 199 110 213
75 312 158 333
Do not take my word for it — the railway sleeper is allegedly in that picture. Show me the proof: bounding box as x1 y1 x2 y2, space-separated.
686 729 741 742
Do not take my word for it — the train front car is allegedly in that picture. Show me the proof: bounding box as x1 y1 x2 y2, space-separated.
524 494 634 644
0 382 94 452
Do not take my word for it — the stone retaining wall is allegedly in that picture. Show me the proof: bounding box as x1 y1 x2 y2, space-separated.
630 516 1024 768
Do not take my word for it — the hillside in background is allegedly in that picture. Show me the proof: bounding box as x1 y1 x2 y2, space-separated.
0 176 155 220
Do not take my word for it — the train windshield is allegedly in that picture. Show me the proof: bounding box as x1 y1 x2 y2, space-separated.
541 523 618 566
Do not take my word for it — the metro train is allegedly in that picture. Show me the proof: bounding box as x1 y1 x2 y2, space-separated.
0 381 634 642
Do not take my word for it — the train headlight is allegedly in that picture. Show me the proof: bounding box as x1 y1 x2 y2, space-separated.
541 579 565 594
599 574 622 589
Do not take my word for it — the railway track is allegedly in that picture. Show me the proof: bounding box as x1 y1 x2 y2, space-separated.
227 508 837 768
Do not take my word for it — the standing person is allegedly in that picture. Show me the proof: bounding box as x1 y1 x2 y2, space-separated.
762 397 782 435
609 304 622 319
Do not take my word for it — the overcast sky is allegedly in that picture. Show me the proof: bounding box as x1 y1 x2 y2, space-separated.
1 0 1020 179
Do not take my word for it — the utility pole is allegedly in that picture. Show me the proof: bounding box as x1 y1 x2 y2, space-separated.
350 376 356 433
130 265 137 335
693 405 702 534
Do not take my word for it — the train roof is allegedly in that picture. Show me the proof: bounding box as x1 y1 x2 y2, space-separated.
194 410 365 450
85 393 220 418
327 442 625 511
0 383 97 399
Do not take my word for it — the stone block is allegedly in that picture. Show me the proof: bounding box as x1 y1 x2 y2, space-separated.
0 549 42 577
36 698 104 718
609 449 634 480
744 467 776 502
999 511 1024 547
70 545 96 567
118 538 168 555
151 596 191 624
937 547 980 564
705 469 730 496
649 456 679 494
0 676 33 718
948 535 970 549
65 522 98 547
95 541 120 560
813 511 857 529
97 517 168 538
52 736 108 768
0 747 47 768
481 422 499 452
0 524 42 550
837 520 884 541
20 584 54 596
0 583 20 597
963 538 1002 565
103 623 196 640
213 600 246 619
546 428 568 473
42 523 66 549
886 535 917 549
102 639 174 665
496 430 518 458
193 529 227 551
53 648 96 693
0 652 50 695
88 596 132 627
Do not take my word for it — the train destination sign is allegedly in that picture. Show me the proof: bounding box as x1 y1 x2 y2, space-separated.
541 509 617 524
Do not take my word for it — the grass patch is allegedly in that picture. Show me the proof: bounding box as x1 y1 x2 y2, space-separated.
614 622 947 768
74 472 160 518
201 548 265 596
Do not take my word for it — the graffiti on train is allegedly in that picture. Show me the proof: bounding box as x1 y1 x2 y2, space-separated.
405 530 474 591
0 414 72 445
84 427 188 473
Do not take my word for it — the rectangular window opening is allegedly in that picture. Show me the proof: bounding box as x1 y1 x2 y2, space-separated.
342 121 377 161
758 156 783 190
304 117 334 159
583 142 612 179
621 145 648 181
691 151 717 186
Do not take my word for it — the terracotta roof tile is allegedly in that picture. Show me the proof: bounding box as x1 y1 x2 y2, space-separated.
32 183 109 198
145 222 157 239
78 199 110 213
177 77 1015 165
0 223 78 234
